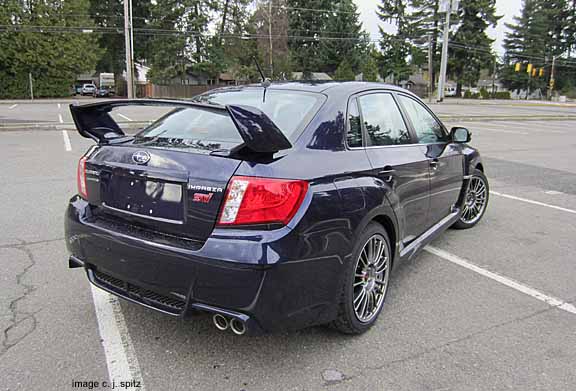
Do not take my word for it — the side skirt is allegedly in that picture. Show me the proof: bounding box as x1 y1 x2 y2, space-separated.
399 210 460 262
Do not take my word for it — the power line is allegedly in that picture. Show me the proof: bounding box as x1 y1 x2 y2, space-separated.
3 24 576 69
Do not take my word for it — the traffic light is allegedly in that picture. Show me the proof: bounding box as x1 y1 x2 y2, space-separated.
532 68 537 77
526 63 533 74
514 63 521 72
539 68 544 77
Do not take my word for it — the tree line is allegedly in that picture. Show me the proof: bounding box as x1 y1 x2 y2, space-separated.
0 0 574 98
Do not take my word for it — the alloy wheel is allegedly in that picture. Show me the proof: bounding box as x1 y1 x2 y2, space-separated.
353 234 390 323
461 176 488 224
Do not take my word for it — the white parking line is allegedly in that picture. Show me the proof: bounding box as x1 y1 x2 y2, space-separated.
62 130 72 151
9 104 18 109
58 103 61 109
491 191 576 215
471 127 528 135
58 114 64 124
117 113 133 122
480 122 566 134
91 285 145 391
425 246 576 315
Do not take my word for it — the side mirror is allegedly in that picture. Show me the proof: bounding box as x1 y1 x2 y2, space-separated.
451 127 471 143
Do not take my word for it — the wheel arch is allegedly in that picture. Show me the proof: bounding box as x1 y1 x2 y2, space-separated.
354 205 399 269
371 214 397 265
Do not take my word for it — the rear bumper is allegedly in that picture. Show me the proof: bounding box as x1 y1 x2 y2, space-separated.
65 196 346 334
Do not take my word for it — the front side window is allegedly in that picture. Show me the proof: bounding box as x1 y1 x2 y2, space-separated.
398 95 448 144
357 93 411 146
347 99 362 147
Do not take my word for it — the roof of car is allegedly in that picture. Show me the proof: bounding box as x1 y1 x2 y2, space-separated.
214 81 409 95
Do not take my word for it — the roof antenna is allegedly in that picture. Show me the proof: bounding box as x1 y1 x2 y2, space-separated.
253 56 270 103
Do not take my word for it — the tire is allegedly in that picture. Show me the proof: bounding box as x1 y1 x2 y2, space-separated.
331 223 392 334
452 168 489 229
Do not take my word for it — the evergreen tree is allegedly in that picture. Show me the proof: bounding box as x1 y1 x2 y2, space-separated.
407 0 442 89
448 0 500 95
89 0 151 76
146 0 220 83
502 0 572 92
287 0 333 75
217 0 259 81
377 0 412 83
0 0 100 98
334 59 355 80
317 0 364 75
361 52 380 82
254 0 291 78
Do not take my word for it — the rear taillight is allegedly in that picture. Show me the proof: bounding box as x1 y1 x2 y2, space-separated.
77 156 88 199
218 176 308 226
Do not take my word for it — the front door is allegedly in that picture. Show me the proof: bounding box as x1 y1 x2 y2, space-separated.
396 94 464 226
356 92 431 245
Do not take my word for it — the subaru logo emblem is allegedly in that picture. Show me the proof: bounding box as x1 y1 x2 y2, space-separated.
132 151 151 165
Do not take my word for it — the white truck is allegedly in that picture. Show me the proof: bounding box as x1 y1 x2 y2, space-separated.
97 73 115 97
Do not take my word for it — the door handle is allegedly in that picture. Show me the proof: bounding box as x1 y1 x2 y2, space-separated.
429 159 439 170
378 167 395 183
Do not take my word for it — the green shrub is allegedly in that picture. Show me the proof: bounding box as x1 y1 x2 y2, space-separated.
479 87 490 99
464 90 479 99
494 91 511 99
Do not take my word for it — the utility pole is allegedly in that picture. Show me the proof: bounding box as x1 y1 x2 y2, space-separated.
491 58 497 98
428 34 433 103
438 0 455 102
129 0 135 96
549 55 557 100
268 0 273 78
28 72 34 100
124 0 134 99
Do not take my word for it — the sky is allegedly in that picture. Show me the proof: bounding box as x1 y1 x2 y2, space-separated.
353 0 523 55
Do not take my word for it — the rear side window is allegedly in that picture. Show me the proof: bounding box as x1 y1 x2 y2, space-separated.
358 93 411 146
347 99 362 147
398 95 448 144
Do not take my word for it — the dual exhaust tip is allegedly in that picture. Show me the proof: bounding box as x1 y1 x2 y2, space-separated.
212 314 246 335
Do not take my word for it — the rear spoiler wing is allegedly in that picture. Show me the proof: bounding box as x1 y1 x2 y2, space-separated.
69 99 292 154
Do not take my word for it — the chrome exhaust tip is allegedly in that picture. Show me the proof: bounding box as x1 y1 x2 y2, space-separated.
229 318 246 335
213 314 229 331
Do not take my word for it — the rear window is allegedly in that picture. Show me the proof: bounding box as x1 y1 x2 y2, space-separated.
194 88 324 139
133 88 324 152
134 107 242 152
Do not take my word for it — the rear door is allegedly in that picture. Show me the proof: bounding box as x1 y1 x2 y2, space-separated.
357 92 431 244
396 94 464 226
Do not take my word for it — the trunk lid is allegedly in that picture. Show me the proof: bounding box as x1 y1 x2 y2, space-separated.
72 98 300 245
85 145 240 243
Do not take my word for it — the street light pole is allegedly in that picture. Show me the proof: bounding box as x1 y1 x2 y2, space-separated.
437 0 454 102
124 0 134 99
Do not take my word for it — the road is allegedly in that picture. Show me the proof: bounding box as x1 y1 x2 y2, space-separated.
1 100 575 390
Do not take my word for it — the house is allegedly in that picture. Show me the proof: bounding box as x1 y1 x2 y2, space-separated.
355 73 384 82
399 74 428 98
291 72 333 81
476 79 507 93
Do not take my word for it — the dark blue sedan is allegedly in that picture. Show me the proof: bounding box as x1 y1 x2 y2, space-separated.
65 82 489 335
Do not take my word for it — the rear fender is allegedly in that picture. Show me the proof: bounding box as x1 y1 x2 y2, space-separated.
353 196 399 268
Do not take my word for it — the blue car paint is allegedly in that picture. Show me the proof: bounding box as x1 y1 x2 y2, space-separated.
65 82 483 334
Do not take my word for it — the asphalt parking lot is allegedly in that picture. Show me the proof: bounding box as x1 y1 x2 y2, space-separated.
1 99 576 390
